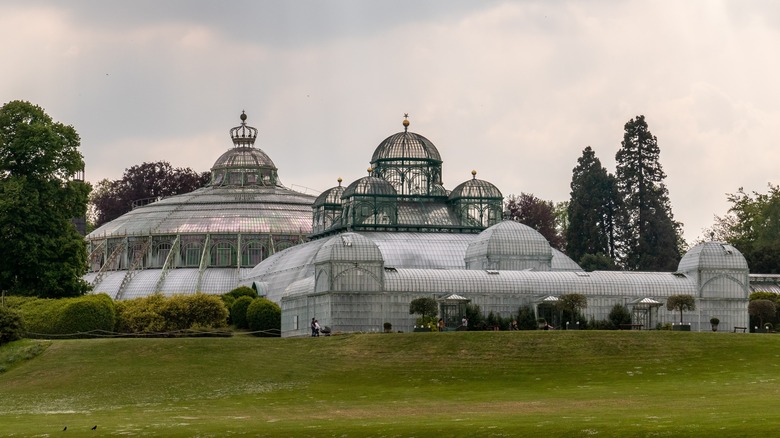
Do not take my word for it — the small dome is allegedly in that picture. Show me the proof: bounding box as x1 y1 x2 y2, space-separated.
314 233 383 264
313 180 345 208
209 113 280 187
212 147 277 171
342 176 397 198
371 120 442 163
449 175 502 200
465 220 553 270
678 241 749 273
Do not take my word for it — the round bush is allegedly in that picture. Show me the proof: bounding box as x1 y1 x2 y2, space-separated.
52 294 117 335
224 286 258 301
246 298 281 337
230 296 254 329
0 306 26 345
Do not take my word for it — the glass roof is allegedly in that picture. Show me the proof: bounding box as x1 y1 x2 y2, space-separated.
678 241 749 272
313 181 345 207
449 175 503 200
370 119 442 164
466 220 552 260
87 185 315 238
342 176 397 197
383 269 697 297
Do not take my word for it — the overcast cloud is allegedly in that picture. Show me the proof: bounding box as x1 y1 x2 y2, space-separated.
2 0 779 244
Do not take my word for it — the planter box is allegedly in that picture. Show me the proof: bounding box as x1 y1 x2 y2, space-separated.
672 324 691 332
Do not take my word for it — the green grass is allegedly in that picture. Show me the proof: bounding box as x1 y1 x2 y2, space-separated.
1 331 779 437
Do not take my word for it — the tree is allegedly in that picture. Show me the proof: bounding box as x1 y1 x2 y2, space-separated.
516 305 538 330
748 299 776 329
557 293 587 325
578 253 617 272
504 193 565 250
708 185 780 273
666 294 695 324
608 304 632 329
566 146 620 264
409 297 438 321
90 161 210 228
614 116 683 271
0 100 91 297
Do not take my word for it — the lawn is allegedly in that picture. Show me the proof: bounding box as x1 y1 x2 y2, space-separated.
0 331 778 437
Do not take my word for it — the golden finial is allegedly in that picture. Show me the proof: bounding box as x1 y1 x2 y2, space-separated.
240 110 247 122
402 113 410 131
471 170 477 179
337 177 343 186
367 167 373 176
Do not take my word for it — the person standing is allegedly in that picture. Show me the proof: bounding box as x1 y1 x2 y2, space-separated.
311 318 317 337
314 319 321 337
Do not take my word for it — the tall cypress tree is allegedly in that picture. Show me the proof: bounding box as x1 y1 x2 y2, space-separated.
566 146 619 265
614 115 682 271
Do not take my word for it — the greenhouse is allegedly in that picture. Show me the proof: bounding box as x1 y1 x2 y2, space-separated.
84 113 316 299
241 117 751 336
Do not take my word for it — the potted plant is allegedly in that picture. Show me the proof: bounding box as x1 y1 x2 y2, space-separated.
710 317 720 332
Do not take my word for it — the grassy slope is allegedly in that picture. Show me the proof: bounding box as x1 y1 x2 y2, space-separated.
0 331 779 437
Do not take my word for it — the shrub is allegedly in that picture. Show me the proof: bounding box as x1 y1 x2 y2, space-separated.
587 317 613 330
116 293 228 333
8 294 116 337
224 286 258 301
160 293 228 331
230 296 254 329
0 306 26 345
115 295 167 333
246 298 281 337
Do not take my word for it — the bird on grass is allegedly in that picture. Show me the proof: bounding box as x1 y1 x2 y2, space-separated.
91 425 97 430
63 426 67 431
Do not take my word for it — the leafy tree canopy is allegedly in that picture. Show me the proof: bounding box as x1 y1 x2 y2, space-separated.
748 299 776 327
707 185 780 273
666 294 695 323
0 100 91 297
90 161 210 228
578 253 618 272
409 297 438 320
504 193 565 250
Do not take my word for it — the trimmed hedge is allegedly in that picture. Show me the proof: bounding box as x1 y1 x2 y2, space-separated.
246 298 281 337
230 296 254 329
0 306 26 345
116 293 228 333
7 294 116 337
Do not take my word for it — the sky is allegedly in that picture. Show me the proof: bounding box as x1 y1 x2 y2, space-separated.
2 0 779 245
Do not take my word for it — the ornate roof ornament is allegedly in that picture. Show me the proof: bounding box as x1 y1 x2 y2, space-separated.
230 111 258 147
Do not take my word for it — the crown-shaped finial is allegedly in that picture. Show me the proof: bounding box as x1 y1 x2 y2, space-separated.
230 110 258 147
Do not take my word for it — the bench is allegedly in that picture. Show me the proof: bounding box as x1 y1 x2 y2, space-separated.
733 326 747 333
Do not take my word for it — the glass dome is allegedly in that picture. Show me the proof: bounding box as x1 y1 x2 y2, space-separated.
84 112 316 300
449 172 503 200
210 113 280 187
342 176 397 198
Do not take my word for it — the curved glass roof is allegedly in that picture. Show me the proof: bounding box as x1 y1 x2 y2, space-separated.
383 269 697 297
313 180 345 207
87 185 314 237
465 220 552 260
342 176 397 198
370 118 442 164
449 173 503 200
678 241 749 273
313 233 383 264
